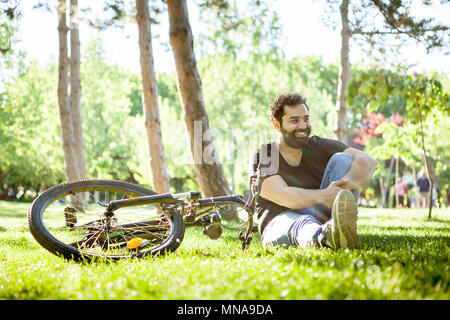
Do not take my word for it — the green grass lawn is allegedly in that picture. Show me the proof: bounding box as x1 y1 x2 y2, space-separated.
0 200 449 300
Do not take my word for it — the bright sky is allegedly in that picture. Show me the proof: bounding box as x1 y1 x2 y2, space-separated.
16 0 450 75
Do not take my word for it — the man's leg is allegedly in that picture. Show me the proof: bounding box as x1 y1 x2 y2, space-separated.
313 153 361 248
261 153 361 250
261 210 323 249
262 191 361 250
314 152 359 223
323 189 361 249
418 192 425 208
425 191 431 208
291 153 361 249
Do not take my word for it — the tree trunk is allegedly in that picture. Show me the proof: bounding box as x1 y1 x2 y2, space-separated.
382 157 394 208
426 157 441 207
136 0 171 194
411 157 417 208
334 0 350 143
395 156 399 208
58 0 79 183
379 176 385 207
166 0 231 198
417 102 433 218
58 0 82 210
69 0 87 181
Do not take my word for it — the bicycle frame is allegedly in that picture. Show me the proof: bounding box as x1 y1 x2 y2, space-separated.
105 191 249 217
103 190 256 249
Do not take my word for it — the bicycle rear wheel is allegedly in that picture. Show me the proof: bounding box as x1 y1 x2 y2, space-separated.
28 179 185 261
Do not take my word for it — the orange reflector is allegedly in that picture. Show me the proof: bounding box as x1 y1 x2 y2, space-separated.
127 237 143 250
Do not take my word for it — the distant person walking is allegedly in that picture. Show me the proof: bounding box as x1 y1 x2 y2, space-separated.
402 171 414 208
395 178 406 208
417 171 430 208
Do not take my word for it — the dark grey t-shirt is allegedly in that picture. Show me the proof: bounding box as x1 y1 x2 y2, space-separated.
248 136 348 233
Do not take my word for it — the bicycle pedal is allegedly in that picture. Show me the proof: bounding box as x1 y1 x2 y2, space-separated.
64 207 77 227
203 224 222 240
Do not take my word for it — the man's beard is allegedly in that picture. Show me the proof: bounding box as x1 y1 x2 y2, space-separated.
281 127 311 149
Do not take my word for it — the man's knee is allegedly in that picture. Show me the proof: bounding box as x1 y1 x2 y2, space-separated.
322 152 356 190
329 152 354 167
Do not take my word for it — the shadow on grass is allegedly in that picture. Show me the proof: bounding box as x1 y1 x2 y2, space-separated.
181 222 450 258
360 225 450 233
358 215 450 222
422 218 450 224
360 232 450 250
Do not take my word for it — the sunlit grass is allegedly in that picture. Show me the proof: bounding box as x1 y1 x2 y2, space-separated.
0 200 449 299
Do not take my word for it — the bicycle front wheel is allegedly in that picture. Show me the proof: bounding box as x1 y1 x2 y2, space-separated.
28 179 185 261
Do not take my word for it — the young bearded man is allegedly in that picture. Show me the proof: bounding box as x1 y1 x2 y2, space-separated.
249 93 377 250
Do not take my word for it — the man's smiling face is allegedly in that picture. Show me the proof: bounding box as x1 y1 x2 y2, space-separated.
277 103 311 149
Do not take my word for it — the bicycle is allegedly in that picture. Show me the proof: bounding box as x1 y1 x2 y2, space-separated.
27 179 259 261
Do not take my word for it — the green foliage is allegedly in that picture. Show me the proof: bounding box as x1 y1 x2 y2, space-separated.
0 0 26 95
126 73 143 117
157 76 199 193
2 33 448 199
0 62 65 196
369 0 450 53
140 52 340 194
197 0 282 58
350 68 450 192
80 40 150 185
0 0 20 56
366 121 420 168
0 40 153 195
197 52 337 193
347 67 408 126
1 201 449 299
348 68 449 122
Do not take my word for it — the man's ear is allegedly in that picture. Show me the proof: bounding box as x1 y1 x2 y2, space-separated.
272 119 281 133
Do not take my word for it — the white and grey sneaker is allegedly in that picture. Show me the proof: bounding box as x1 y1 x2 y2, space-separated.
320 189 361 249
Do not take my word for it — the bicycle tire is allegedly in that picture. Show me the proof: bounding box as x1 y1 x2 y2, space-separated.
28 179 185 261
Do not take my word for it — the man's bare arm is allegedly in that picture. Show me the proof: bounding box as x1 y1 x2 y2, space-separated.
334 147 377 190
260 175 343 210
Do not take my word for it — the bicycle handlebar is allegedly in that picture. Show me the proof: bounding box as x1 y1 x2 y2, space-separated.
106 191 252 214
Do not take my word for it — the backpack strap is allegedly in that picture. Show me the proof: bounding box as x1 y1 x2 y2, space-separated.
249 142 272 211
241 143 272 249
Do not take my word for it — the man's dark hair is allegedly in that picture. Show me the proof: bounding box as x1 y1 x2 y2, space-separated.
270 93 309 124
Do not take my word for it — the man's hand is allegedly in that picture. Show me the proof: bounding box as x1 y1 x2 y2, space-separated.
261 175 339 210
320 181 344 210
332 176 358 191
337 148 377 190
